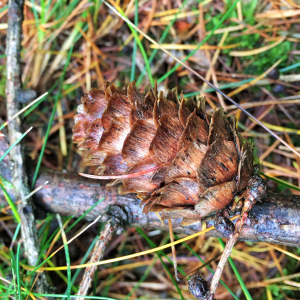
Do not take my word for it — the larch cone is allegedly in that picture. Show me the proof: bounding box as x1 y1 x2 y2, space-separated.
72 82 253 226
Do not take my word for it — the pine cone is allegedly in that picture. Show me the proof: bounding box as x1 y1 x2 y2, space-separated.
72 82 253 226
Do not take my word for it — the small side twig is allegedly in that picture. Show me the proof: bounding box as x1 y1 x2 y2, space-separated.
75 219 119 299
5 0 49 293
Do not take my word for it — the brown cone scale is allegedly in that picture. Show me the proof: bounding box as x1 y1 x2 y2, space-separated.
72 82 253 226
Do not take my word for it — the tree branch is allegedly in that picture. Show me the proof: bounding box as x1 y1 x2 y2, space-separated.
33 170 300 247
5 0 49 293
1 134 300 247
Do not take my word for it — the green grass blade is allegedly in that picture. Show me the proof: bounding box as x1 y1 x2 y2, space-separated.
31 46 73 189
0 260 5 276
0 5 8 13
30 0 44 43
0 128 32 163
46 0 68 22
65 234 99 294
55 0 81 26
2 275 14 299
40 221 51 248
0 263 4 293
42 254 78 293
38 214 54 238
64 197 105 235
10 223 21 250
16 243 23 300
218 238 253 300
159 254 184 300
40 0 45 31
94 1 103 27
174 234 239 300
280 61 300 73
157 0 240 84
135 0 190 86
57 214 72 300
130 0 138 82
260 172 300 192
0 181 20 223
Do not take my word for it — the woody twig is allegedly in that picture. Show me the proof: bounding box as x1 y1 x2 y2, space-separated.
5 0 49 293
75 219 120 299
1 161 300 248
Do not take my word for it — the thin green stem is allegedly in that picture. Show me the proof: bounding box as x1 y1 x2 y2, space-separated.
0 181 20 223
0 128 32 163
130 0 138 82
65 235 99 294
57 214 72 300
10 223 21 250
16 244 22 300
260 172 300 192
280 61 300 73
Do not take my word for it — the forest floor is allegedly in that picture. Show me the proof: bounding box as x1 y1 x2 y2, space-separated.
0 0 300 299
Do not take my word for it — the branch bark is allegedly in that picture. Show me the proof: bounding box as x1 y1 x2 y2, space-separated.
5 0 49 293
1 134 300 247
